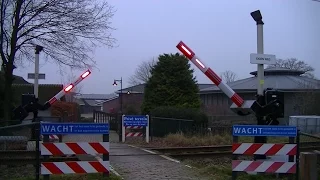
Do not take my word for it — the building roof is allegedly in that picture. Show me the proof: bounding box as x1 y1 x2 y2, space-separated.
71 93 118 106
200 67 320 93
116 83 213 94
74 93 116 100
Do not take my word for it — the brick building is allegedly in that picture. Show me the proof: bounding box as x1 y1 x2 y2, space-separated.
102 84 212 114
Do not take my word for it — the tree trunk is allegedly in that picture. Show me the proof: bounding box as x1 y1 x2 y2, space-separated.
3 63 14 124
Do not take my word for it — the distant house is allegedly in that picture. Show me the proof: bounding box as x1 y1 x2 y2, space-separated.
102 83 213 114
71 94 117 115
199 67 320 123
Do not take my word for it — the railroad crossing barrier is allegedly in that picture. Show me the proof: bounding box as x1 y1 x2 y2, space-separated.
122 115 149 143
231 125 299 180
38 122 110 180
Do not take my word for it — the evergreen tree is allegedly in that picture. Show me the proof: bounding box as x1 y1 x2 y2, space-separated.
141 53 201 113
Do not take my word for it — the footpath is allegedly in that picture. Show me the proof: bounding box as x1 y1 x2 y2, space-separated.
63 131 208 180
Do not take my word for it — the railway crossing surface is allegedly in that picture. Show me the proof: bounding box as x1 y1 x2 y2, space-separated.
63 131 208 180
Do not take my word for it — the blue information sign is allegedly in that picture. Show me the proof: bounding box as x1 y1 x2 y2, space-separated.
232 125 297 137
123 115 148 127
40 123 109 135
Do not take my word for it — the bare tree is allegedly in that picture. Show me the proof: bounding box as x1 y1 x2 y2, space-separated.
267 58 315 78
128 58 157 85
220 70 237 83
1 0 116 120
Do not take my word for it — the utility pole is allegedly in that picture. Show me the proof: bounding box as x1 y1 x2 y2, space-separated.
34 45 43 98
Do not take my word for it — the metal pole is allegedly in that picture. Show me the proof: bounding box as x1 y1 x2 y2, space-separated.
251 10 267 161
257 24 264 95
120 77 123 114
34 45 43 98
34 53 39 98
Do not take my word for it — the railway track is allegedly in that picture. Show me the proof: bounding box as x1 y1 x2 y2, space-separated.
147 141 320 158
1 142 319 161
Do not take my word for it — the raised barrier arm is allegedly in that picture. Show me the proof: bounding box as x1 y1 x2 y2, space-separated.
176 41 259 116
12 70 92 121
44 70 91 108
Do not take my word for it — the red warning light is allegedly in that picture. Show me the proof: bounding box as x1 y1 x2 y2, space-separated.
64 84 74 92
176 41 195 60
81 70 91 79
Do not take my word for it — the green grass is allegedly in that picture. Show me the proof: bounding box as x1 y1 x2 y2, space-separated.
12 173 121 180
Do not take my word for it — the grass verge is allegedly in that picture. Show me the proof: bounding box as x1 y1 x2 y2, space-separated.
125 132 320 147
12 173 121 180
183 159 294 180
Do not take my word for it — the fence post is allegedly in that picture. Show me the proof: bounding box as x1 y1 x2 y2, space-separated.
35 122 40 180
288 136 295 180
146 115 149 143
58 117 63 143
43 134 50 180
232 135 238 180
103 132 110 177
296 130 300 180
118 114 122 142
300 152 318 180
150 116 153 141
121 115 125 142
93 110 96 123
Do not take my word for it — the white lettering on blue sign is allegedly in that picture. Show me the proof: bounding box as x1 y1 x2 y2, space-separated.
41 124 74 133
123 115 148 127
232 125 297 137
40 123 109 135
233 127 263 134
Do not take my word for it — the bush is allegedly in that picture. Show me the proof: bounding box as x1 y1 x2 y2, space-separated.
51 101 80 122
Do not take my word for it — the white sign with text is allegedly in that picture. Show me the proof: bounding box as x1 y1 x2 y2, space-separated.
250 53 276 65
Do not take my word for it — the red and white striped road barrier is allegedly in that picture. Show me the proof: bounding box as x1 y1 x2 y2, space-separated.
41 142 110 155
176 41 244 107
125 132 143 137
41 161 109 175
126 126 143 129
232 160 296 173
40 135 59 141
232 143 297 156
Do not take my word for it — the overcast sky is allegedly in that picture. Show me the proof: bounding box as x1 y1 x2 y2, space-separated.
13 0 320 94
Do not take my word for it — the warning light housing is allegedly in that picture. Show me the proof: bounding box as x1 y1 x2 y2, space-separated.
176 41 195 60
81 70 91 79
64 84 74 92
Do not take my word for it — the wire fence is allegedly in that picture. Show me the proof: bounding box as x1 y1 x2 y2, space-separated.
0 122 38 179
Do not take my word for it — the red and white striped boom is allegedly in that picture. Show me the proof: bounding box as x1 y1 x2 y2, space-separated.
176 41 244 107
47 70 91 105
